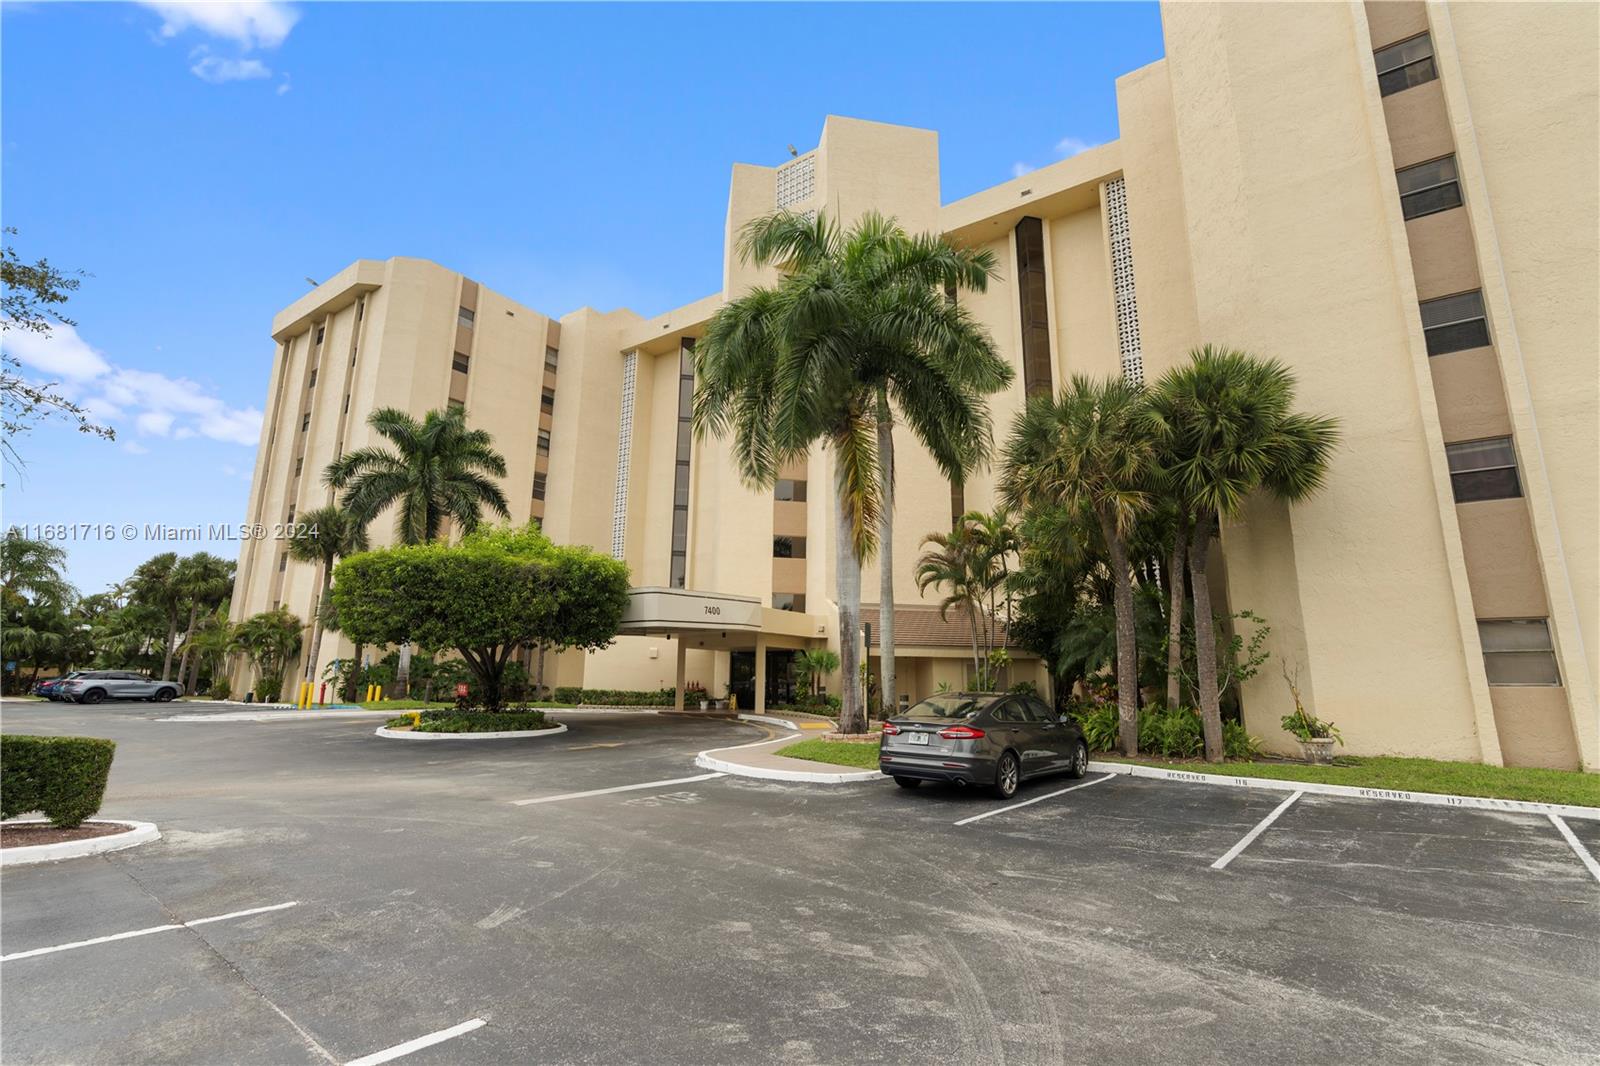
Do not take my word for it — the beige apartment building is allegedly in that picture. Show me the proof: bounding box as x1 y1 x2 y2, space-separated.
231 1 1597 771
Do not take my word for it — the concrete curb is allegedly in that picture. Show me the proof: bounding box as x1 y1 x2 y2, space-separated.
375 723 570 741
736 714 801 732
1 819 161 867
1088 760 1600 821
695 734 882 784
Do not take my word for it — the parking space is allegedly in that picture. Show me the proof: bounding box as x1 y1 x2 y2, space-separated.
2 697 1596 1065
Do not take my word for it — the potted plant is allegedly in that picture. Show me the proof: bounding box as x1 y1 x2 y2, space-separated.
1280 664 1342 764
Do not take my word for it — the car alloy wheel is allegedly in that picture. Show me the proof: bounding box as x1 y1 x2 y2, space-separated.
81 689 106 705
155 688 177 702
993 751 1020 799
1069 741 1088 779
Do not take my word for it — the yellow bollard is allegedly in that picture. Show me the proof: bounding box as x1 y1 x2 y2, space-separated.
303 681 312 709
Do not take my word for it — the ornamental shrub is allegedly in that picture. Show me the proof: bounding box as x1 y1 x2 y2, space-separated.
415 709 553 733
0 734 117 828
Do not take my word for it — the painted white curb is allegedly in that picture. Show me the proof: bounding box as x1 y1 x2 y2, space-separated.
162 709 395 722
736 714 801 732
375 723 569 741
1087 760 1600 821
695 734 882 784
1 819 161 867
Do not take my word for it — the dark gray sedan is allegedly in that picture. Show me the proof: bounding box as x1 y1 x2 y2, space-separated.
879 692 1088 798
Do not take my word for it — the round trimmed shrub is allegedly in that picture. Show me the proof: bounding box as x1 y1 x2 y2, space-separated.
0 734 117 828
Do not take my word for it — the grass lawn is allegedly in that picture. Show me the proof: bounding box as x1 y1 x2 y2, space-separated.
359 699 453 710
1103 754 1600 808
779 737 881 770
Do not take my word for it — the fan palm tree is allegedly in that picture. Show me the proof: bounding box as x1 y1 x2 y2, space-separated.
173 553 234 688
1147 346 1338 761
694 211 1010 733
325 406 508 693
286 505 369 686
999 375 1161 755
794 648 841 700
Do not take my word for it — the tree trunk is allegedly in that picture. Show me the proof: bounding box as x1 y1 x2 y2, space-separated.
177 602 198 685
875 388 897 720
536 643 547 697
161 610 179 680
304 569 332 684
397 642 412 698
1099 511 1139 756
1189 515 1224 762
347 642 364 702
1165 524 1187 709
968 606 983 685
834 484 865 735
186 646 202 696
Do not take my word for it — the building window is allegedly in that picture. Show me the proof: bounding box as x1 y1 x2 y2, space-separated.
774 479 807 502
1446 437 1521 502
301 413 310 431
1375 33 1437 97
294 457 303 477
452 354 470 374
532 472 547 500
278 553 288 573
1421 291 1490 355
1397 156 1462 220
670 338 695 588
343 395 350 414
1014 216 1052 397
773 536 806 559
448 399 464 412
537 429 551 453
545 346 559 372
357 299 364 321
773 593 806 612
286 508 295 524
541 387 556 414
315 326 325 346
1478 619 1560 686
307 368 318 388
458 306 475 328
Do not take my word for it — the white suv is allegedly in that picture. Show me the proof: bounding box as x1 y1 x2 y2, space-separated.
61 671 183 704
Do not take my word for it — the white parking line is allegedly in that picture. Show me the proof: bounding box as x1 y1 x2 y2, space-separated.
509 772 724 806
1549 814 1600 884
953 773 1114 827
345 1018 486 1066
1210 791 1304 871
1 901 300 962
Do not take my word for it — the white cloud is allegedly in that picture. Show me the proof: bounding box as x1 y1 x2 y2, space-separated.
122 440 150 455
2 323 263 446
1010 135 1103 180
140 1 299 50
190 53 272 84
1011 161 1034 179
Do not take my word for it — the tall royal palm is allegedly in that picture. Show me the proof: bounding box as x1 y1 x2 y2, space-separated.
286 505 370 686
1148 346 1338 761
326 406 508 695
696 211 1010 733
1000 375 1160 755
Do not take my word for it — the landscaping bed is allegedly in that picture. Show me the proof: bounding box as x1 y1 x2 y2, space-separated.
1 820 134 848
779 738 882 770
1099 754 1600 808
384 709 559 734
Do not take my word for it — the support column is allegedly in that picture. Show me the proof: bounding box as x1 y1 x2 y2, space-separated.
753 634 767 715
673 639 687 711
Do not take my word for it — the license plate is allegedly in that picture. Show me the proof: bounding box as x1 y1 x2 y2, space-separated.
908 732 930 746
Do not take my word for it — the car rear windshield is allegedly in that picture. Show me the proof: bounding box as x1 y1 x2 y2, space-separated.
901 695 993 720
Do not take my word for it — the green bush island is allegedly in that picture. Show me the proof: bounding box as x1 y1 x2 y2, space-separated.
550 687 678 707
0 734 117 828
1075 702 1261 761
414 709 554 733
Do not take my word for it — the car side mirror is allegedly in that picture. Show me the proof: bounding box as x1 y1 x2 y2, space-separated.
1058 714 1072 725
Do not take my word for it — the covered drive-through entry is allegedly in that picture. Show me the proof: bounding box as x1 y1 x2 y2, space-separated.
618 587 821 714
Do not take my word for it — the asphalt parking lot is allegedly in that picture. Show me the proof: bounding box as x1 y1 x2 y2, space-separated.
2 697 1596 1065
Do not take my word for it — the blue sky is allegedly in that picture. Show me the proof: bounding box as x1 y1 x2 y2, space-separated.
1 1 1164 595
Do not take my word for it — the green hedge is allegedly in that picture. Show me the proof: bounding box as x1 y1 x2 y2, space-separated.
0 734 117 828
550 687 676 707
415 709 556 733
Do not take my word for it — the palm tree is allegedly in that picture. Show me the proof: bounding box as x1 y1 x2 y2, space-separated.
1 534 71 607
325 406 508 693
694 211 1011 733
1000 376 1161 755
182 602 234 697
914 521 988 682
173 553 234 689
1148 346 1338 761
129 552 184 680
794 648 841 700
230 607 303 702
286 505 369 687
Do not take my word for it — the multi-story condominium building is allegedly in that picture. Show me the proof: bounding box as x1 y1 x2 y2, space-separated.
231 1 1597 771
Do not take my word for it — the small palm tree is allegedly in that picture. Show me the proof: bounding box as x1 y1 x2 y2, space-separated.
695 211 1010 733
795 648 841 700
1000 376 1161 755
230 607 303 702
286 505 369 687
1148 346 1338 761
915 522 989 682
325 406 510 543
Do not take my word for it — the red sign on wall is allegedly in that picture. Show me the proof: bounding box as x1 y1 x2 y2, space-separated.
456 683 470 698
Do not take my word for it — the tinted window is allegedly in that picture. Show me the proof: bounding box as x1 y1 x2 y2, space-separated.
1023 697 1056 722
1446 437 1521 502
1374 33 1437 96
991 700 1029 723
1420 291 1490 355
1478 619 1560 685
1397 156 1461 220
903 694 993 720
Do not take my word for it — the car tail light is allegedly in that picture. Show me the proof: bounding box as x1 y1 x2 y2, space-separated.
938 725 985 740
881 721 900 735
